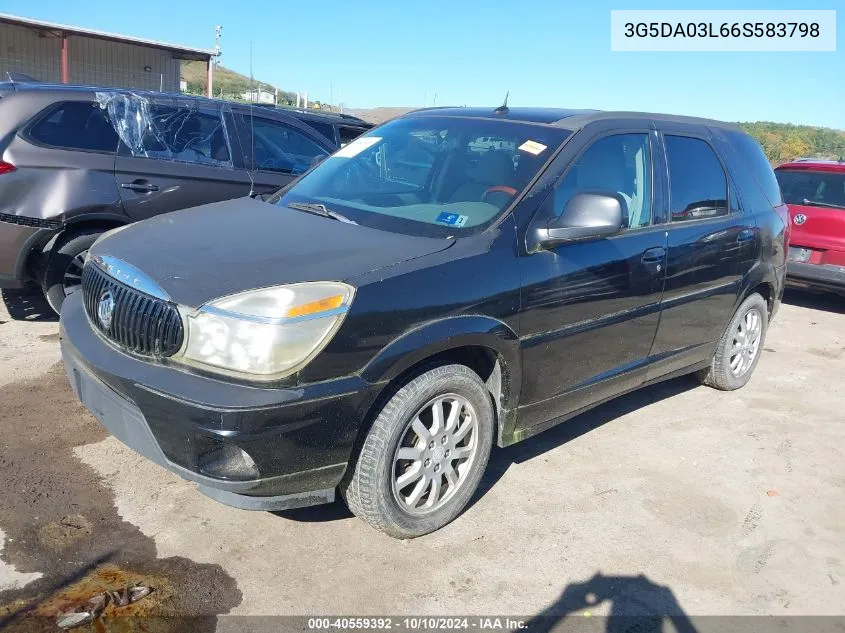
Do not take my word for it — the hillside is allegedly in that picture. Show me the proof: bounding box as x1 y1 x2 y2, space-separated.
737 121 845 165
180 60 298 105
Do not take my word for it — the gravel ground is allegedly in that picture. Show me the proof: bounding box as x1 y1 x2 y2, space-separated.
0 286 843 630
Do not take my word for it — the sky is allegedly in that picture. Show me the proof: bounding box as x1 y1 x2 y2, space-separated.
3 0 843 128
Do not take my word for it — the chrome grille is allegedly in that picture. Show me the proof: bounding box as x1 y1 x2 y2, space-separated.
81 263 184 357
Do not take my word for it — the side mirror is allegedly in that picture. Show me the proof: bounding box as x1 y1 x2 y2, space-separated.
537 192 625 247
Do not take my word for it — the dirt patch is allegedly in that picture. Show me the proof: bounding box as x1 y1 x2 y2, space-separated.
0 366 242 631
38 515 93 552
37 333 60 343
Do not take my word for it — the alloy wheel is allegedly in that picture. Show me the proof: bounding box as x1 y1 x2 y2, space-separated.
62 251 88 296
729 307 763 377
391 394 478 515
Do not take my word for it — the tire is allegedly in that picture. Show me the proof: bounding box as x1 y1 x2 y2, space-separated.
342 364 494 538
42 230 102 315
698 292 768 391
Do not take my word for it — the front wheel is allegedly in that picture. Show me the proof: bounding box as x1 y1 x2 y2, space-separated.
698 292 768 391
342 364 494 538
42 230 102 315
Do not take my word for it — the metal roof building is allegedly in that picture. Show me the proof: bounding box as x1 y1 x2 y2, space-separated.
0 13 215 94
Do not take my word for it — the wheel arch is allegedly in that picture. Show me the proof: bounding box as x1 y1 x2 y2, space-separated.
29 215 130 278
737 262 777 317
358 315 522 451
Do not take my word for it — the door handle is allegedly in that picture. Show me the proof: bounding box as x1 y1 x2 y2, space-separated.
121 180 159 193
641 246 666 264
737 229 755 243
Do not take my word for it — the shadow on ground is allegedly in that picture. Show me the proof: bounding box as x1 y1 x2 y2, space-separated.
277 374 699 524
1 288 57 322
0 366 242 632
523 572 698 633
782 288 844 315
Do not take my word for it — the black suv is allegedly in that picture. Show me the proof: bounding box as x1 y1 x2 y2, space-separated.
264 106 372 148
60 107 788 538
0 83 343 313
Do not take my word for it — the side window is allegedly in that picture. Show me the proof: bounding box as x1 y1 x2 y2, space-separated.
338 126 366 147
665 136 728 221
554 133 652 228
724 131 783 206
303 120 336 144
248 117 329 175
29 101 118 153
119 104 231 167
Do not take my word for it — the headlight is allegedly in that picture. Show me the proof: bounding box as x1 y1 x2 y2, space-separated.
177 282 354 380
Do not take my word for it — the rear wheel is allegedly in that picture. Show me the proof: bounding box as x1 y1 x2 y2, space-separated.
699 292 768 391
342 364 494 538
42 230 102 315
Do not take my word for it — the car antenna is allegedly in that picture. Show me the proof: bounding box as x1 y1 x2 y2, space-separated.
494 91 509 115
248 40 255 197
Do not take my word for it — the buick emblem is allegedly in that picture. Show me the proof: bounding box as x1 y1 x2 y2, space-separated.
794 213 807 226
97 290 115 330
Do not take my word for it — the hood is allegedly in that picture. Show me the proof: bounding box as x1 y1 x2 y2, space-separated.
89 196 454 308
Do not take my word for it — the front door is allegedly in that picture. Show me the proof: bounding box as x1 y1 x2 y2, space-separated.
114 101 252 221
518 130 667 430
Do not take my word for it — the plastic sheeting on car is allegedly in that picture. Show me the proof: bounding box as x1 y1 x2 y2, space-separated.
95 92 234 168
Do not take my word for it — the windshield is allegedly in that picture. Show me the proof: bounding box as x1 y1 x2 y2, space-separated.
776 169 845 209
275 116 570 236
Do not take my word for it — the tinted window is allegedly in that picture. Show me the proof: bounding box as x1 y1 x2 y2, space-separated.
665 136 728 221
725 131 783 205
776 170 845 208
303 120 336 144
29 101 118 153
554 133 652 228
278 116 570 237
338 126 366 146
120 105 231 167
248 117 329 174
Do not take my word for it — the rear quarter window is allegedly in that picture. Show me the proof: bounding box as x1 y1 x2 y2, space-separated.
725 130 783 206
28 101 119 153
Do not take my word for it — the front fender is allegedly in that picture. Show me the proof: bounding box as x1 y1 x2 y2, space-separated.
360 315 522 409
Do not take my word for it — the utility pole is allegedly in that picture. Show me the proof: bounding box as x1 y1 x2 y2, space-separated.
208 25 223 98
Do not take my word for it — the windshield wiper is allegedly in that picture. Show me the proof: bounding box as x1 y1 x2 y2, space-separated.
802 198 845 210
287 202 357 224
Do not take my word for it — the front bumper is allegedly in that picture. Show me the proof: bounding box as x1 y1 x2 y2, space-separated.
787 261 845 294
60 291 384 511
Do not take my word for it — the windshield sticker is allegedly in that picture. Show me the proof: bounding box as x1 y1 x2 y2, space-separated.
435 212 468 227
518 140 548 155
333 136 381 158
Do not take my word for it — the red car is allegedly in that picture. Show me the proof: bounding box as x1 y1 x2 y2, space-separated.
775 159 845 295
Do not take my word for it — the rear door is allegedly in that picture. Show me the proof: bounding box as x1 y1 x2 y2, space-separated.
233 111 332 196
113 98 252 221
647 127 756 378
